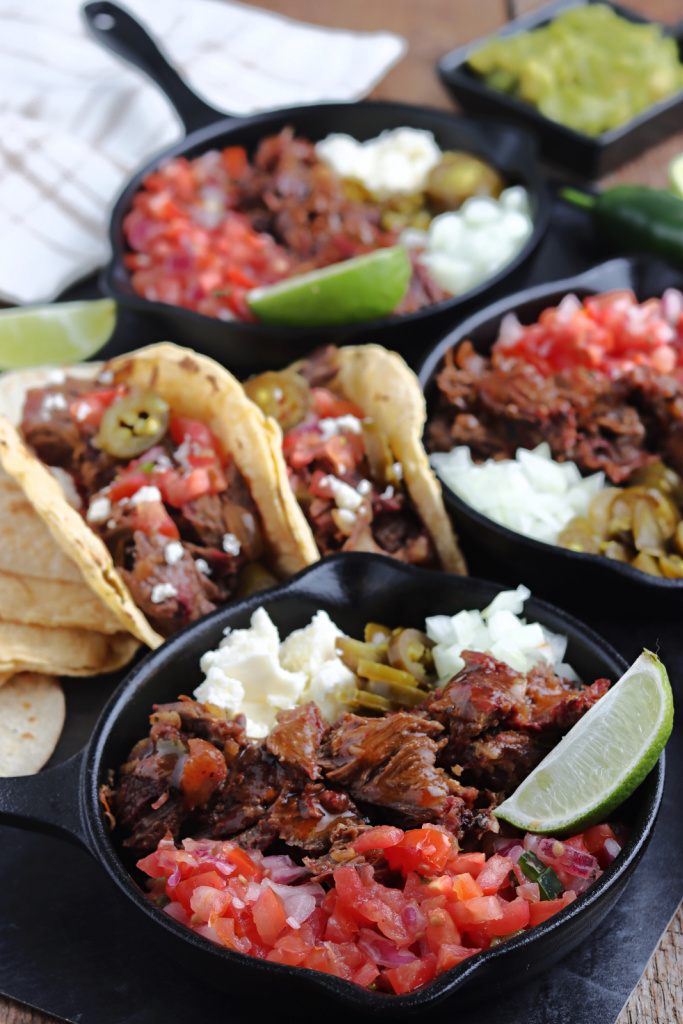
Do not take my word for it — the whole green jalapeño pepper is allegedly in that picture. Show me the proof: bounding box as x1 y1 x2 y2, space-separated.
561 186 683 267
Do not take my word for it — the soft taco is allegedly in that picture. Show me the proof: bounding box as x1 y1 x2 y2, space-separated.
243 345 466 573
0 342 318 646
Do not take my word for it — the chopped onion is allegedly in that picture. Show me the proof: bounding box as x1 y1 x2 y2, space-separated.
536 838 599 879
357 928 416 966
603 838 622 865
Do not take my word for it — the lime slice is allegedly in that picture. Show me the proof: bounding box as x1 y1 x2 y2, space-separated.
494 650 672 834
669 153 683 199
0 299 116 369
247 246 412 327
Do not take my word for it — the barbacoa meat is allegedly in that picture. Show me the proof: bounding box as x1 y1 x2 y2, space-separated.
107 651 609 867
426 341 683 483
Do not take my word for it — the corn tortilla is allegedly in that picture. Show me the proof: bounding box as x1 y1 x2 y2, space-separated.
0 621 140 676
0 672 65 777
290 345 467 574
0 343 317 649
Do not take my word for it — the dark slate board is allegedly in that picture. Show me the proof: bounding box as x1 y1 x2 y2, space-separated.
1 191 681 1023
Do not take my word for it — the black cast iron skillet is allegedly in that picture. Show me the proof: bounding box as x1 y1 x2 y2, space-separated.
82 2 551 377
0 554 663 1014
417 256 683 614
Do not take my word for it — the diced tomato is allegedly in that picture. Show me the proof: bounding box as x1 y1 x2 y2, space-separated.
252 885 288 946
436 944 479 973
449 896 503 928
108 471 152 503
385 827 454 876
311 388 365 420
267 931 310 966
172 870 225 917
352 826 404 853
581 823 621 869
384 953 437 994
131 499 179 539
445 852 486 878
476 855 514 895
214 916 251 954
179 738 227 810
478 897 530 937
169 415 220 454
424 903 462 953
68 386 125 428
528 899 566 926
450 873 483 902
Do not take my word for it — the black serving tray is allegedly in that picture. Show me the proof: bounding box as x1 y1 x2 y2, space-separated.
438 0 683 179
0 188 680 1024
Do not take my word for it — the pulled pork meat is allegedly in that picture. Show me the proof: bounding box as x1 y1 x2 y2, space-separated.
426 341 683 483
106 652 609 872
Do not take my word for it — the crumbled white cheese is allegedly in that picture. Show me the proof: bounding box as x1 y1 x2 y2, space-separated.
195 558 212 576
318 474 363 512
392 462 404 480
357 479 372 496
46 369 66 385
86 495 112 523
316 127 442 199
73 401 92 423
98 369 114 384
107 519 116 529
195 608 357 738
130 485 162 506
380 485 394 499
164 541 184 566
196 607 307 738
222 532 241 556
317 415 363 443
40 392 68 420
150 583 178 604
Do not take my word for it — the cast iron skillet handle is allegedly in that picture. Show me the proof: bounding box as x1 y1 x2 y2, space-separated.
82 1 229 135
0 750 91 853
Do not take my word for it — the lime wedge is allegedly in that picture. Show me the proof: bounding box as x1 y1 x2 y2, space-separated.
669 153 683 199
494 650 672 834
247 246 412 327
0 299 116 369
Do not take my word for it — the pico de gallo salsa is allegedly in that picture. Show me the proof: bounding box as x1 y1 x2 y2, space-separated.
20 375 273 636
427 288 683 486
244 350 439 567
105 623 625 994
122 127 523 324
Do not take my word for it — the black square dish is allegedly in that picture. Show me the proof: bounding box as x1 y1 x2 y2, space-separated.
437 0 683 179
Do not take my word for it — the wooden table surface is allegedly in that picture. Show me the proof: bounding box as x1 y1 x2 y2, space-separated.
1 1 682 1022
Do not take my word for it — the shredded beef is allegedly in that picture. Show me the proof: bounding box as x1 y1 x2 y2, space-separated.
266 702 328 780
426 342 682 483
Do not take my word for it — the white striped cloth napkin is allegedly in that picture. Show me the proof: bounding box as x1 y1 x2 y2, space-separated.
0 0 406 305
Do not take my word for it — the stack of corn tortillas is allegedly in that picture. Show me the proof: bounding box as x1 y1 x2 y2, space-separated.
0 466 140 776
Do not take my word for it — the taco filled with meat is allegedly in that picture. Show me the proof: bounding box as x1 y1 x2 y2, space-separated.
243 345 466 573
0 343 318 646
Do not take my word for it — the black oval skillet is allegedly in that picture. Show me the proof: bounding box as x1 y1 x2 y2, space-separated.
418 256 683 614
82 2 551 377
0 553 663 1014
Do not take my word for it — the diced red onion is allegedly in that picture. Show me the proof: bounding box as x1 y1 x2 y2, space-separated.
488 836 524 861
265 880 324 925
357 928 414 967
517 882 540 903
401 905 419 931
164 901 190 925
537 838 598 879
662 288 683 325
245 882 262 903
566 875 591 896
261 855 310 884
523 834 541 854
603 838 621 865
194 923 221 945
167 865 181 888
497 312 524 348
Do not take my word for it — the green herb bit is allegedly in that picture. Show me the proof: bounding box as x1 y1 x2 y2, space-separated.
509 869 519 888
518 850 546 883
140 461 156 473
538 866 563 901
152 893 171 909
490 928 526 946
